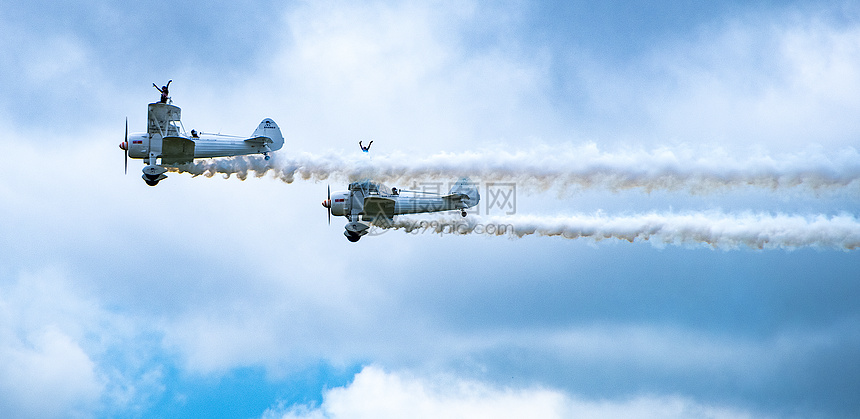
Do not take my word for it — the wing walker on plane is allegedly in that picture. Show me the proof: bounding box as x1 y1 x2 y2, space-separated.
120 83 284 186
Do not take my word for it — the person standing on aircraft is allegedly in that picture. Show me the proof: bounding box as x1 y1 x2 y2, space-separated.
153 80 172 103
359 140 373 152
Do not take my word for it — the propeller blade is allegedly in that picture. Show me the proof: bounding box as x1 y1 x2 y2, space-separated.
124 118 128 174
327 185 331 225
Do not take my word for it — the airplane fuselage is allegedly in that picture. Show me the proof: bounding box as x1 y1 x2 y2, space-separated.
328 192 466 217
121 101 284 185
126 132 274 161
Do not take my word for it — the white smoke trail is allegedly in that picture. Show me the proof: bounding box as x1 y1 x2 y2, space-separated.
374 212 860 250
169 144 860 194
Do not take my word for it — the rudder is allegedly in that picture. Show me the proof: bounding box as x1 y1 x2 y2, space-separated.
449 178 480 208
253 119 284 152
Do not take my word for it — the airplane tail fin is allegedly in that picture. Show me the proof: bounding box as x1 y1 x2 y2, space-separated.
449 178 480 208
253 119 284 152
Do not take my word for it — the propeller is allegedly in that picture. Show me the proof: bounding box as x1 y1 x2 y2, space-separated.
119 118 128 174
321 185 332 224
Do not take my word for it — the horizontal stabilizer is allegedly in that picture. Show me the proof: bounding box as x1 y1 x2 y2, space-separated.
244 136 274 145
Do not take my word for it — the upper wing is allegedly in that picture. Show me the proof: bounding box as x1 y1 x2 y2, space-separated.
362 196 396 223
147 103 182 137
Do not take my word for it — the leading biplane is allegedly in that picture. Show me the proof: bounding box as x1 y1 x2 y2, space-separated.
119 86 283 186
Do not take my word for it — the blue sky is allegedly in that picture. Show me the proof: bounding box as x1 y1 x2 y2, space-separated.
1 1 858 418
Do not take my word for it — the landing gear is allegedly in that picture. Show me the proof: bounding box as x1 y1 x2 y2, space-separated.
142 164 167 187
344 220 370 242
264 152 270 161
461 210 467 217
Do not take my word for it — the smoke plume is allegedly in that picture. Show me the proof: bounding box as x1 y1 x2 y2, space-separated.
377 212 860 250
169 144 860 194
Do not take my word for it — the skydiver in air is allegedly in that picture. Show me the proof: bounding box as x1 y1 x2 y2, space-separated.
153 80 172 103
359 140 373 152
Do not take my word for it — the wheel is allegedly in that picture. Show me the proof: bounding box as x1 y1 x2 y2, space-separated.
346 233 361 242
461 210 467 217
265 155 270 160
145 179 160 186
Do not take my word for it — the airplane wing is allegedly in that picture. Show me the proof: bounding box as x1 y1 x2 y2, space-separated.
362 196 396 223
442 192 467 200
161 136 196 165
244 136 273 145
147 103 182 137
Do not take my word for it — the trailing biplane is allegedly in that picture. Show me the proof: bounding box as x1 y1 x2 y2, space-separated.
322 179 480 242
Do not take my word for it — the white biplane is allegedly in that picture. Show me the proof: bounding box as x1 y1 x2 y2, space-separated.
120 96 283 186
322 179 480 242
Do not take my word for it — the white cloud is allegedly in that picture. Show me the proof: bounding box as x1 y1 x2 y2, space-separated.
0 266 167 418
564 9 860 150
0 270 104 418
162 0 551 153
263 366 759 419
21 36 91 84
647 16 860 148
0 325 102 419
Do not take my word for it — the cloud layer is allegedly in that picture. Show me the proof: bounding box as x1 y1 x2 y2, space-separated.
263 366 758 419
0 1 858 418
